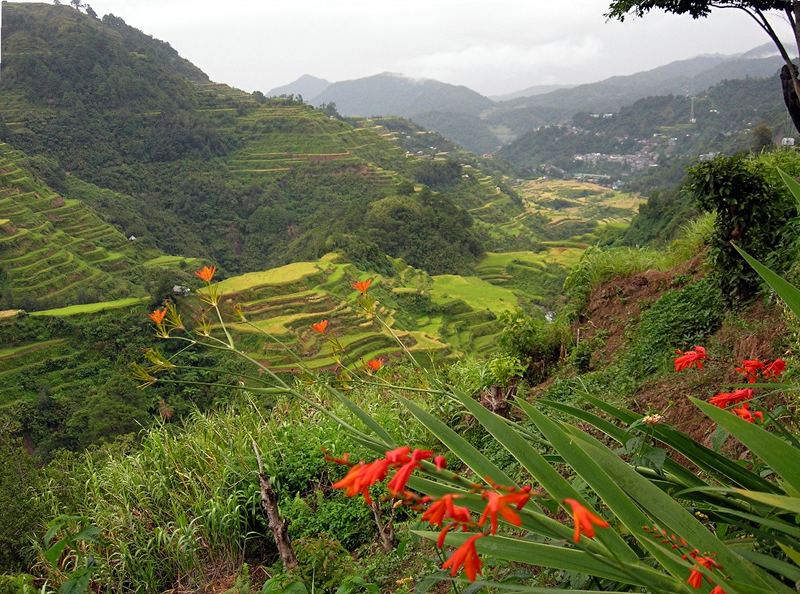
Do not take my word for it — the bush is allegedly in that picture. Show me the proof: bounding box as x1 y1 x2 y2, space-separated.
623 278 724 377
686 153 797 304
498 311 567 383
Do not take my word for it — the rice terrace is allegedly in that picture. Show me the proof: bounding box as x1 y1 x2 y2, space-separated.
1 1 799 593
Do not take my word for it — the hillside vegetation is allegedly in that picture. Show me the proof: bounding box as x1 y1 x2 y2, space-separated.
0 2 534 278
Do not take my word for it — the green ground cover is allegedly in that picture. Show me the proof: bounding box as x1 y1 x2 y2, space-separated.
29 297 148 317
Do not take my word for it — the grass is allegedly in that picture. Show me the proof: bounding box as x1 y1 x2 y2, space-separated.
30 297 148 317
142 254 201 268
430 275 519 315
206 262 321 294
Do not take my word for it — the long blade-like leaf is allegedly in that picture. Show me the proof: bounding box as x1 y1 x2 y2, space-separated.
734 244 800 320
418 531 684 591
398 396 514 486
778 167 800 210
693 398 800 493
576 390 777 492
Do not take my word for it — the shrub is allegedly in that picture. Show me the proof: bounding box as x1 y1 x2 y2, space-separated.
686 153 797 304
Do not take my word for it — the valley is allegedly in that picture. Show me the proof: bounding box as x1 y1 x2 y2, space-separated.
1 2 799 593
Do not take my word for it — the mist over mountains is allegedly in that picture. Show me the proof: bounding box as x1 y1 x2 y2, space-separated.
268 43 784 153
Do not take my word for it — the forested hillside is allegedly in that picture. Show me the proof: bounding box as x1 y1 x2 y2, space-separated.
0 3 530 278
2 3 800 594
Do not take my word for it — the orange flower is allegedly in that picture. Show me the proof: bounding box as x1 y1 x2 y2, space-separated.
735 359 766 384
442 534 483 582
764 358 786 380
352 278 373 294
332 459 389 504
563 498 610 543
311 319 329 334
710 586 727 594
687 556 719 589
366 358 384 373
731 402 764 423
478 489 530 534
148 307 167 325
422 494 471 527
708 388 753 408
674 346 707 372
323 451 350 465
434 455 447 471
195 265 216 283
384 446 411 465
687 568 704 589
387 449 432 495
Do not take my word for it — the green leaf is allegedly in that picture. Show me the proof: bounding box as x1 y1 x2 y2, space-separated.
560 426 792 593
575 390 777 492
693 398 800 493
538 398 703 488
777 167 800 210
398 396 514 486
733 244 800 320
417 531 682 591
324 385 395 446
730 544 800 582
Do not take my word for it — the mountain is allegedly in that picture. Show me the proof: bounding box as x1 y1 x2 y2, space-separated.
496 75 786 183
266 74 331 98
0 2 538 289
414 48 785 153
310 72 494 117
490 83 576 102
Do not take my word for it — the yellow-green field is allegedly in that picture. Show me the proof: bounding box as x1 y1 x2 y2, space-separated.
205 262 323 294
430 275 520 315
30 297 148 317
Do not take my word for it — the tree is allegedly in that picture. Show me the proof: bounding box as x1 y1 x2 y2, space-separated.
607 1 800 133
70 0 83 10
85 4 98 18
752 121 774 151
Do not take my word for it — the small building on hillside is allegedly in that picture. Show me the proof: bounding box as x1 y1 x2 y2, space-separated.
172 285 191 297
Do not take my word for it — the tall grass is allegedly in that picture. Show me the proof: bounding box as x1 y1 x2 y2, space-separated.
36 385 435 592
564 212 714 315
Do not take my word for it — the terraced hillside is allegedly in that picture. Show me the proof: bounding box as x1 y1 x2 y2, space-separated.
198 253 513 370
0 3 534 276
0 143 160 309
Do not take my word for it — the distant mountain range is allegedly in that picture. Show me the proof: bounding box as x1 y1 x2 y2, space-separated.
268 43 785 153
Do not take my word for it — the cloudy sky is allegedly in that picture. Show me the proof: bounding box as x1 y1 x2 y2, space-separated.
5 0 793 95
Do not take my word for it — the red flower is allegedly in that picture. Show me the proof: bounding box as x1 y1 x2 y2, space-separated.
422 494 471 527
687 568 703 589
478 489 530 534
352 278 373 294
384 446 411 464
736 359 766 384
387 449 432 495
687 556 720 589
434 455 447 471
708 388 753 408
366 358 384 373
195 265 216 283
332 458 390 503
148 307 167 325
731 402 764 423
323 451 350 465
764 358 786 380
563 498 610 543
674 346 707 372
311 320 329 334
442 534 483 582
710 586 727 594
